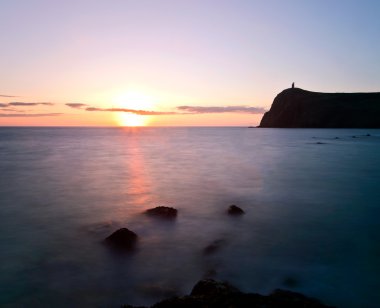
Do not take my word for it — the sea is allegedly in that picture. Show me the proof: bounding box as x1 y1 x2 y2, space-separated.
0 127 379 307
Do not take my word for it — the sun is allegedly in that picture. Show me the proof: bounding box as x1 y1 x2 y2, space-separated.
113 91 155 127
118 113 147 127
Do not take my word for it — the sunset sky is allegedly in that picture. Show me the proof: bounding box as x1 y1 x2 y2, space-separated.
1 0 380 126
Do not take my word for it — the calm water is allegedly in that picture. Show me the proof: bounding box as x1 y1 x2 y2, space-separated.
1 127 380 307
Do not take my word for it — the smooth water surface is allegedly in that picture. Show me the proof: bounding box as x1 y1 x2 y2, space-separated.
1 127 380 307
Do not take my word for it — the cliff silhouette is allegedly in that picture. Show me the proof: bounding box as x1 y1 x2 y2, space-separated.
259 88 380 128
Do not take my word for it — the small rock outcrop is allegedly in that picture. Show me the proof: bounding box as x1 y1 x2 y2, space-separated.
123 279 333 308
104 228 137 251
259 88 380 128
145 206 178 219
227 205 245 215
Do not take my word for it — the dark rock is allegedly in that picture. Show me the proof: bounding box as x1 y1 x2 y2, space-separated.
151 296 204 308
227 205 245 215
259 88 380 128
269 289 330 307
151 279 242 308
123 279 333 307
104 228 137 251
145 206 178 219
190 279 239 297
202 239 226 255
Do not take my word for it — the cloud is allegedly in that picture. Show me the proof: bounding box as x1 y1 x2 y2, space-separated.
64 102 266 116
85 107 177 115
8 102 54 106
0 94 17 98
0 102 54 108
85 107 102 111
177 106 267 114
0 113 62 117
0 102 56 115
0 108 21 112
66 103 88 109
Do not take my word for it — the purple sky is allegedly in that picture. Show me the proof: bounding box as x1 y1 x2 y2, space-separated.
1 0 379 125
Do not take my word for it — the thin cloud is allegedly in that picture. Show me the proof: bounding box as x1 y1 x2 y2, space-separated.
0 103 8 107
0 113 62 117
85 107 102 111
177 106 267 114
66 103 88 109
85 107 177 115
1 108 21 112
0 94 17 98
64 102 266 116
8 102 54 106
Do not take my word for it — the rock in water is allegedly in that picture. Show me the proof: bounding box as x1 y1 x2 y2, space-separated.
227 205 245 215
202 239 226 255
104 228 137 251
145 206 178 219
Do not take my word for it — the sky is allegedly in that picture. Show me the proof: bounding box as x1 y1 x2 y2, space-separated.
1 0 380 126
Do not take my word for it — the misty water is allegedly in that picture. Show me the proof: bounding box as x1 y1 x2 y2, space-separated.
1 127 380 307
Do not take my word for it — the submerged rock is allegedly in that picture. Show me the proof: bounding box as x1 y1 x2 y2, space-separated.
202 239 227 255
227 205 245 215
104 228 137 251
123 279 333 307
145 206 178 219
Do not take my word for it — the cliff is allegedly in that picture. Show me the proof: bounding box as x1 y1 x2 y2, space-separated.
259 88 380 128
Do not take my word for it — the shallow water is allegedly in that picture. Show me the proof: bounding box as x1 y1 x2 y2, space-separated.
0 127 380 307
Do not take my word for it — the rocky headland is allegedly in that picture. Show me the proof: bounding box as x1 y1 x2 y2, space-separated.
259 88 380 128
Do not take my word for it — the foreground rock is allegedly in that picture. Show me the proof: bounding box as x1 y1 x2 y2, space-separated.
227 205 245 215
260 88 380 128
104 228 137 251
145 206 178 219
123 279 333 308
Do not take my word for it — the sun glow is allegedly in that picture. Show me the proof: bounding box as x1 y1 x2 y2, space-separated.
118 113 148 127
113 91 155 126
